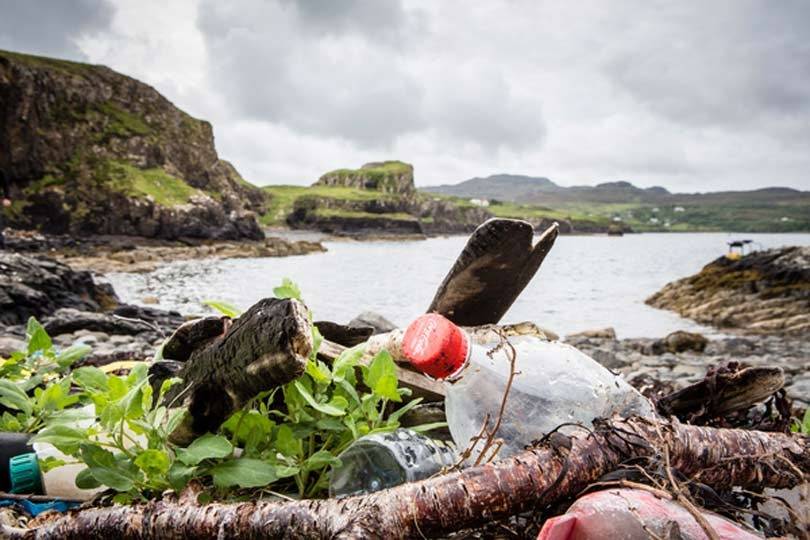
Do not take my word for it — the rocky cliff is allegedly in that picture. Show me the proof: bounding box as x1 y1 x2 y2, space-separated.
646 247 810 335
0 50 266 240
285 162 491 236
315 161 415 195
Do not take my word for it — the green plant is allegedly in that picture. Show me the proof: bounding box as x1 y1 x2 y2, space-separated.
0 318 91 433
791 408 810 435
26 279 439 501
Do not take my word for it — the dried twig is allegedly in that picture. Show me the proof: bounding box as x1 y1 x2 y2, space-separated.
473 330 519 466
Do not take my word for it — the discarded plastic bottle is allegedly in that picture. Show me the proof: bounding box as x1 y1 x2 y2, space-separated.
329 428 457 497
8 442 102 500
402 314 656 461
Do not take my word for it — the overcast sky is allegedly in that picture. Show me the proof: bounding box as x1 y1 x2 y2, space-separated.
2 0 809 191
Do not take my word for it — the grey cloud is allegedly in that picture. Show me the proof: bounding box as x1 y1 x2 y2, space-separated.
197 0 545 150
603 2 810 135
0 0 114 59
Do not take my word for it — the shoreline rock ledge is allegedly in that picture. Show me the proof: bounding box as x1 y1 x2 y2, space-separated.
646 246 810 335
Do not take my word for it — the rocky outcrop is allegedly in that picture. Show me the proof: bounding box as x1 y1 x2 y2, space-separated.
287 191 492 236
0 251 118 325
646 247 810 335
0 49 266 240
315 161 415 194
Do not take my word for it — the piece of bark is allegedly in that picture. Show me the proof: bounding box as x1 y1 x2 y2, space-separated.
5 417 806 539
656 366 785 419
314 321 374 347
163 298 312 442
428 219 559 326
161 316 229 362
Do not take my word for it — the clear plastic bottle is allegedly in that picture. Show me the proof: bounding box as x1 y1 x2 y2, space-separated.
402 314 656 461
329 429 457 497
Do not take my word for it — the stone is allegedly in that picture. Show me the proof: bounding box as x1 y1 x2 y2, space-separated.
565 327 617 340
348 311 398 334
0 252 119 326
652 330 708 354
0 336 25 357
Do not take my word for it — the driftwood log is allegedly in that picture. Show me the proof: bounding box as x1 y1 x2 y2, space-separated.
162 298 313 443
428 219 559 326
5 417 807 539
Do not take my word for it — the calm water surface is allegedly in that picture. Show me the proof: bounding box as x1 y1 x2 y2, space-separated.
106 232 810 338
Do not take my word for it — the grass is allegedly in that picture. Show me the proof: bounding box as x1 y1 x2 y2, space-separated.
106 161 200 206
0 49 94 77
313 208 417 221
95 102 152 137
261 185 401 225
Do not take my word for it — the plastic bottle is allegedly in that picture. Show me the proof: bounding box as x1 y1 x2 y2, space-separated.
9 442 103 500
329 428 457 497
401 314 656 461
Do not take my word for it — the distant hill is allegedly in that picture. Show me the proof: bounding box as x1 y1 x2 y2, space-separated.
0 49 266 240
423 174 810 232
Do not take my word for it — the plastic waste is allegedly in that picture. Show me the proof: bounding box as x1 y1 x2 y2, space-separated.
9 442 103 500
329 428 457 497
5 405 102 500
537 488 760 540
402 314 656 460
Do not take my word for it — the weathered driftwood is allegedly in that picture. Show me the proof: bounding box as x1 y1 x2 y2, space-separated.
428 219 559 326
161 316 229 362
314 321 374 347
657 365 785 419
163 298 312 442
7 417 807 539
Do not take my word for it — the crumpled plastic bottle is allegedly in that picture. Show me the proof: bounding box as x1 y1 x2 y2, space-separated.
401 314 656 460
329 428 456 497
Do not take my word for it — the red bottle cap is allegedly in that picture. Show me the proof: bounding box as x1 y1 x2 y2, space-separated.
402 313 469 380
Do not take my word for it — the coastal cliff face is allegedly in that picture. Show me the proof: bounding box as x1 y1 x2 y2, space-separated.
315 161 415 195
647 247 810 335
0 50 266 240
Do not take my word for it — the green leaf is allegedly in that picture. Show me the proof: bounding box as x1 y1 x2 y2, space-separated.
210 458 278 488
75 467 102 489
303 450 340 472
332 345 364 382
26 317 52 355
165 409 187 436
134 449 171 478
221 410 273 447
408 422 449 433
272 278 302 301
72 366 109 391
0 380 33 416
39 456 67 473
365 351 402 402
293 380 346 416
167 462 196 492
274 425 302 457
80 445 135 492
305 359 331 385
387 398 423 424
55 344 92 368
176 434 233 466
201 300 241 318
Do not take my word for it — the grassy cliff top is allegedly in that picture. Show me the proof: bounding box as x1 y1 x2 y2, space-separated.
321 160 412 178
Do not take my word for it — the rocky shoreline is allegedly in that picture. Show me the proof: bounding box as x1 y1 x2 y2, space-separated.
647 246 810 335
566 330 809 408
3 229 326 273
